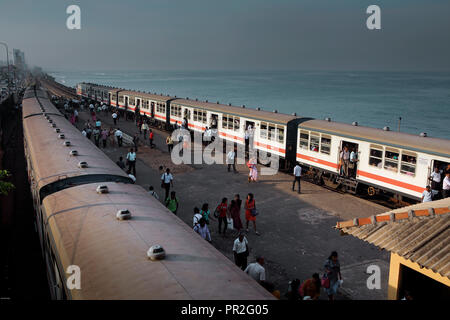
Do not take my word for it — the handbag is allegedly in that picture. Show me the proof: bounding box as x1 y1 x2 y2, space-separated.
213 206 220 218
321 273 330 289
227 217 234 230
250 208 259 217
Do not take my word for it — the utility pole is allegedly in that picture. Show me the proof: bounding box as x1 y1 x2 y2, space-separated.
398 117 402 132
0 41 11 96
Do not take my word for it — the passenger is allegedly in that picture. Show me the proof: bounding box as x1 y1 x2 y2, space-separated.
85 126 92 140
115 128 123 147
149 129 154 148
126 148 137 176
133 133 140 152
109 127 115 147
216 197 228 235
247 157 258 182
95 119 101 128
93 127 100 147
443 173 450 199
340 146 350 177
422 185 433 203
141 121 149 140
81 128 87 137
161 168 174 201
245 193 259 235
193 207 203 227
324 251 342 301
112 111 118 125
292 162 302 194
165 191 179 215
148 186 159 200
126 169 136 183
429 167 442 198
166 135 174 153
116 156 126 170
244 256 265 284
227 147 237 173
229 195 243 235
300 273 321 300
200 203 214 225
101 128 108 148
349 148 358 176
91 110 96 122
193 218 212 243
233 232 249 271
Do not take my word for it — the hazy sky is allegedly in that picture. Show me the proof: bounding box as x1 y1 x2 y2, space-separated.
1 0 449 71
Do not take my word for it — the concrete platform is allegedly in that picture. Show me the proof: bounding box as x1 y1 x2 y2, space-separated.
73 109 390 299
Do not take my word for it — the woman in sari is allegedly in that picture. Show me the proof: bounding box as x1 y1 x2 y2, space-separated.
229 195 243 235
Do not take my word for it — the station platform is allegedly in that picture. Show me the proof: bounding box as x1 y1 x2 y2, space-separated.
73 108 390 299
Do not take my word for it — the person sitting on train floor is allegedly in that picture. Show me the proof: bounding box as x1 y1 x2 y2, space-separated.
421 186 433 203
126 170 136 183
193 218 212 243
148 186 159 200
244 256 266 284
116 156 126 170
443 172 450 199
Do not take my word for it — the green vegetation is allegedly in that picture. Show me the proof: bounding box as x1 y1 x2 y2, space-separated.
0 170 15 195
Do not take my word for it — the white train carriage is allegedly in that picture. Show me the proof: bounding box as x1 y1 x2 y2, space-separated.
76 82 90 99
296 119 450 200
171 99 308 162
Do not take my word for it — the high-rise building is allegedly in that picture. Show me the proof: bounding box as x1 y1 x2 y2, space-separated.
13 49 26 70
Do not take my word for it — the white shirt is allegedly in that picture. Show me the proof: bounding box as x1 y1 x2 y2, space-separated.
422 190 432 202
293 165 302 177
161 172 173 184
233 237 248 254
244 262 265 282
194 224 211 242
74 110 78 116
430 172 441 183
350 151 357 162
148 190 159 200
112 113 117 119
128 174 136 183
443 176 450 190
127 152 136 161
193 213 203 226
115 130 123 137
81 130 87 136
226 151 235 164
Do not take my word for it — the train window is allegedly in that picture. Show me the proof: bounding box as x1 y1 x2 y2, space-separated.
222 115 228 129
234 117 240 132
268 124 276 140
299 130 309 149
202 111 207 124
119 95 124 103
384 147 399 172
183 108 191 120
400 152 417 176
260 122 268 139
320 135 331 155
129 97 135 106
310 132 320 152
276 125 284 143
227 115 234 130
369 145 383 167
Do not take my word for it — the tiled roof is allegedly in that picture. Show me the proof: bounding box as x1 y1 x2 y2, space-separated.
336 199 450 278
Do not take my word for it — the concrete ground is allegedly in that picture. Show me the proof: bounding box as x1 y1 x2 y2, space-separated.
74 109 390 300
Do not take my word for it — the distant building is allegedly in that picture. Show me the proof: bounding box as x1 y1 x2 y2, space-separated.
13 49 26 70
336 198 450 300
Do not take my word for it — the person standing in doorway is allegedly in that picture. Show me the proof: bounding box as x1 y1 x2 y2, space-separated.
443 172 450 198
161 168 173 200
429 167 442 199
292 162 302 194
422 185 433 203
126 148 137 176
340 146 350 177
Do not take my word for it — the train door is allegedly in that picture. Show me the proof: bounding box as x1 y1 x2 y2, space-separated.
210 113 218 129
244 121 255 155
183 108 191 129
136 98 141 118
108 92 111 105
151 102 155 118
431 159 450 198
339 141 359 178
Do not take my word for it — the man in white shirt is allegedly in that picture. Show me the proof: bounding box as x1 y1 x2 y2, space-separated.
292 163 302 194
161 168 174 200
429 167 441 195
193 218 211 242
115 128 123 147
422 186 433 203
112 112 118 125
443 172 450 199
244 256 266 283
233 233 249 270
226 148 237 173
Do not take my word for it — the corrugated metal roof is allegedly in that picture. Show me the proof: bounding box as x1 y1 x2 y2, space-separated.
337 199 450 279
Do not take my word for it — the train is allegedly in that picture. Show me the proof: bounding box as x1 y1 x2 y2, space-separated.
23 83 273 300
76 82 450 203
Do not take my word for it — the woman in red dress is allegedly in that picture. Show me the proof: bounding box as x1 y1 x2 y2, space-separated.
244 193 259 235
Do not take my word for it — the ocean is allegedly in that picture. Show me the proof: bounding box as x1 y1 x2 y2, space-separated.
49 70 450 139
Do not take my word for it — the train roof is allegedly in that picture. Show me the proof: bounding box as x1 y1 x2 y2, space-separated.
119 90 175 102
173 98 299 125
42 182 274 300
300 119 450 157
22 95 131 192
